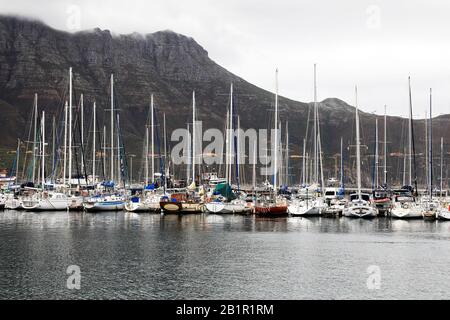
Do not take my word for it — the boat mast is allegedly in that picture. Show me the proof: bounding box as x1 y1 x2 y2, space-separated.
32 93 38 183
80 93 84 174
374 118 379 188
52 116 55 182
440 137 443 196
253 140 257 194
429 88 433 198
186 123 190 184
313 64 318 184
92 102 96 185
228 84 233 185
192 91 196 184
68 67 73 188
402 147 407 186
273 69 279 190
163 112 167 191
340 137 344 188
145 124 149 184
408 77 413 187
302 138 306 185
151 94 154 182
110 74 114 183
285 121 289 186
41 111 45 191
117 113 121 186
103 125 106 182
425 110 428 188
225 109 229 184
355 86 361 200
63 101 68 186
383 105 387 185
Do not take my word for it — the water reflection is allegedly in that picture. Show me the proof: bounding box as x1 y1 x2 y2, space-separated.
1 210 450 299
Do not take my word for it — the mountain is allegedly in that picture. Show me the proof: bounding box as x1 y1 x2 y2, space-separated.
0 15 448 186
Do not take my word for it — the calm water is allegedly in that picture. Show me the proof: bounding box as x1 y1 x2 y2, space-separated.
1 210 450 300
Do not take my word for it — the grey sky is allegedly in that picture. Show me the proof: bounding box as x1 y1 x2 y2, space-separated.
1 0 450 117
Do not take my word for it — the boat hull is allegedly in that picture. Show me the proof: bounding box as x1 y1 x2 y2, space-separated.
343 205 377 218
255 205 288 216
83 201 125 212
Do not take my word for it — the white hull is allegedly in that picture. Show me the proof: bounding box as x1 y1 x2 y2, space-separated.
390 202 423 219
288 198 326 216
438 207 450 220
22 198 68 211
205 201 251 214
125 200 160 212
343 201 377 218
83 196 125 212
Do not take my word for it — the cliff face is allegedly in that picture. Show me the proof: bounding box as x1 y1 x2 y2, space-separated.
0 15 448 186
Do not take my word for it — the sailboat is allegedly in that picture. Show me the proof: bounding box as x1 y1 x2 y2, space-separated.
323 138 347 216
421 88 439 220
125 95 162 213
205 83 251 214
83 74 125 212
160 91 204 214
371 113 392 215
288 64 326 217
343 86 378 218
21 112 69 211
254 69 288 216
391 77 422 219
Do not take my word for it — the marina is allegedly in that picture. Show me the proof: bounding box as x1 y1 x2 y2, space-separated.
2 2 450 304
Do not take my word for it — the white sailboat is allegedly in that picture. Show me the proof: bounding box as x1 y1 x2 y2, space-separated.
22 112 69 211
421 88 439 220
83 74 125 212
289 64 326 216
343 86 378 218
391 77 422 219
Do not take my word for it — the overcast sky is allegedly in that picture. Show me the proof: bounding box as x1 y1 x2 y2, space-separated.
2 0 450 117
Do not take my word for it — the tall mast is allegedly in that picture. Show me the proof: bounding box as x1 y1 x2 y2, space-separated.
285 121 289 186
302 138 306 185
80 93 84 174
63 101 68 186
383 105 387 185
225 109 229 184
375 118 379 188
408 77 413 186
32 93 38 183
429 88 433 198
425 111 428 188
273 69 279 190
355 86 361 200
41 111 45 191
313 64 318 184
110 74 114 183
103 125 106 181
228 84 233 185
52 116 55 182
117 113 121 186
68 67 73 187
163 112 167 191
440 137 443 196
92 102 96 185
151 94 154 182
192 91 196 184
252 141 257 193
186 123 191 183
145 125 149 184
402 147 406 186
340 137 344 188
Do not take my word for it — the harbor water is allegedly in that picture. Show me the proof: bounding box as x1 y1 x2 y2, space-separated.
1 211 450 299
